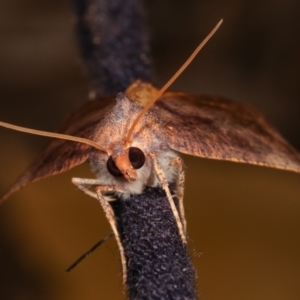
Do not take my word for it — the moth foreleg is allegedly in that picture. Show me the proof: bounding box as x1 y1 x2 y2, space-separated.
169 156 187 233
149 153 187 244
95 185 127 284
71 178 103 199
73 179 127 281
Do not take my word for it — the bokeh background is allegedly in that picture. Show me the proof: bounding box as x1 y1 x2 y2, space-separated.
0 0 299 299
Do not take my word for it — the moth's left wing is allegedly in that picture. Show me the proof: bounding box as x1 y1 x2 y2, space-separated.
155 93 300 173
1 97 114 203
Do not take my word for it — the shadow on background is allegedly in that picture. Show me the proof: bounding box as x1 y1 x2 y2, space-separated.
0 0 299 299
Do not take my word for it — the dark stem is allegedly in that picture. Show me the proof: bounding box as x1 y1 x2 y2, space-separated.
73 0 154 97
111 187 197 300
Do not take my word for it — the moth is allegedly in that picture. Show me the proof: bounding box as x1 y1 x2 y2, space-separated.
1 20 300 278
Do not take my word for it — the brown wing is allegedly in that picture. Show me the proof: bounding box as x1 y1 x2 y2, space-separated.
1 97 114 203
155 92 300 173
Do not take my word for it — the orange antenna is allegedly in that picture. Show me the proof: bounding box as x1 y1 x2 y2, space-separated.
125 19 223 143
0 121 107 153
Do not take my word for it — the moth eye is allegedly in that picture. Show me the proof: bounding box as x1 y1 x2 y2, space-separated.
107 156 123 177
129 147 145 169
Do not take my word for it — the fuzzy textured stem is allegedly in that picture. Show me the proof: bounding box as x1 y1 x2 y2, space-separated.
111 187 197 300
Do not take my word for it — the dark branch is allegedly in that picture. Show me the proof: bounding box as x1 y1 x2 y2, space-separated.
73 0 154 97
66 232 113 272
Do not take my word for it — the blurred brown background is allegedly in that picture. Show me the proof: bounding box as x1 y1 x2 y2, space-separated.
0 0 299 299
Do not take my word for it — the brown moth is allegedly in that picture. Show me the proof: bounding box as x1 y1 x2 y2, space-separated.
1 20 300 279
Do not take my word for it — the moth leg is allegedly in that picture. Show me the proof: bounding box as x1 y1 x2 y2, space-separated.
96 185 128 284
149 153 187 244
72 179 127 281
72 177 116 201
169 156 187 234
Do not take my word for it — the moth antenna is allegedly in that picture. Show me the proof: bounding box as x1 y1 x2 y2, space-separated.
125 19 223 143
0 121 107 153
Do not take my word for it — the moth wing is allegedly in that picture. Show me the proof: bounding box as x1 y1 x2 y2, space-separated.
155 93 300 173
1 97 114 202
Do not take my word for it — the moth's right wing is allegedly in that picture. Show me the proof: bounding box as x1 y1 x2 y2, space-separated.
1 97 114 203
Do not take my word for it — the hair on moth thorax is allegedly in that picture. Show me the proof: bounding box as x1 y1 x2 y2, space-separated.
88 89 178 194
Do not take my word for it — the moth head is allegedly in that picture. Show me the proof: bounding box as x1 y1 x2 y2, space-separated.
106 147 145 181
